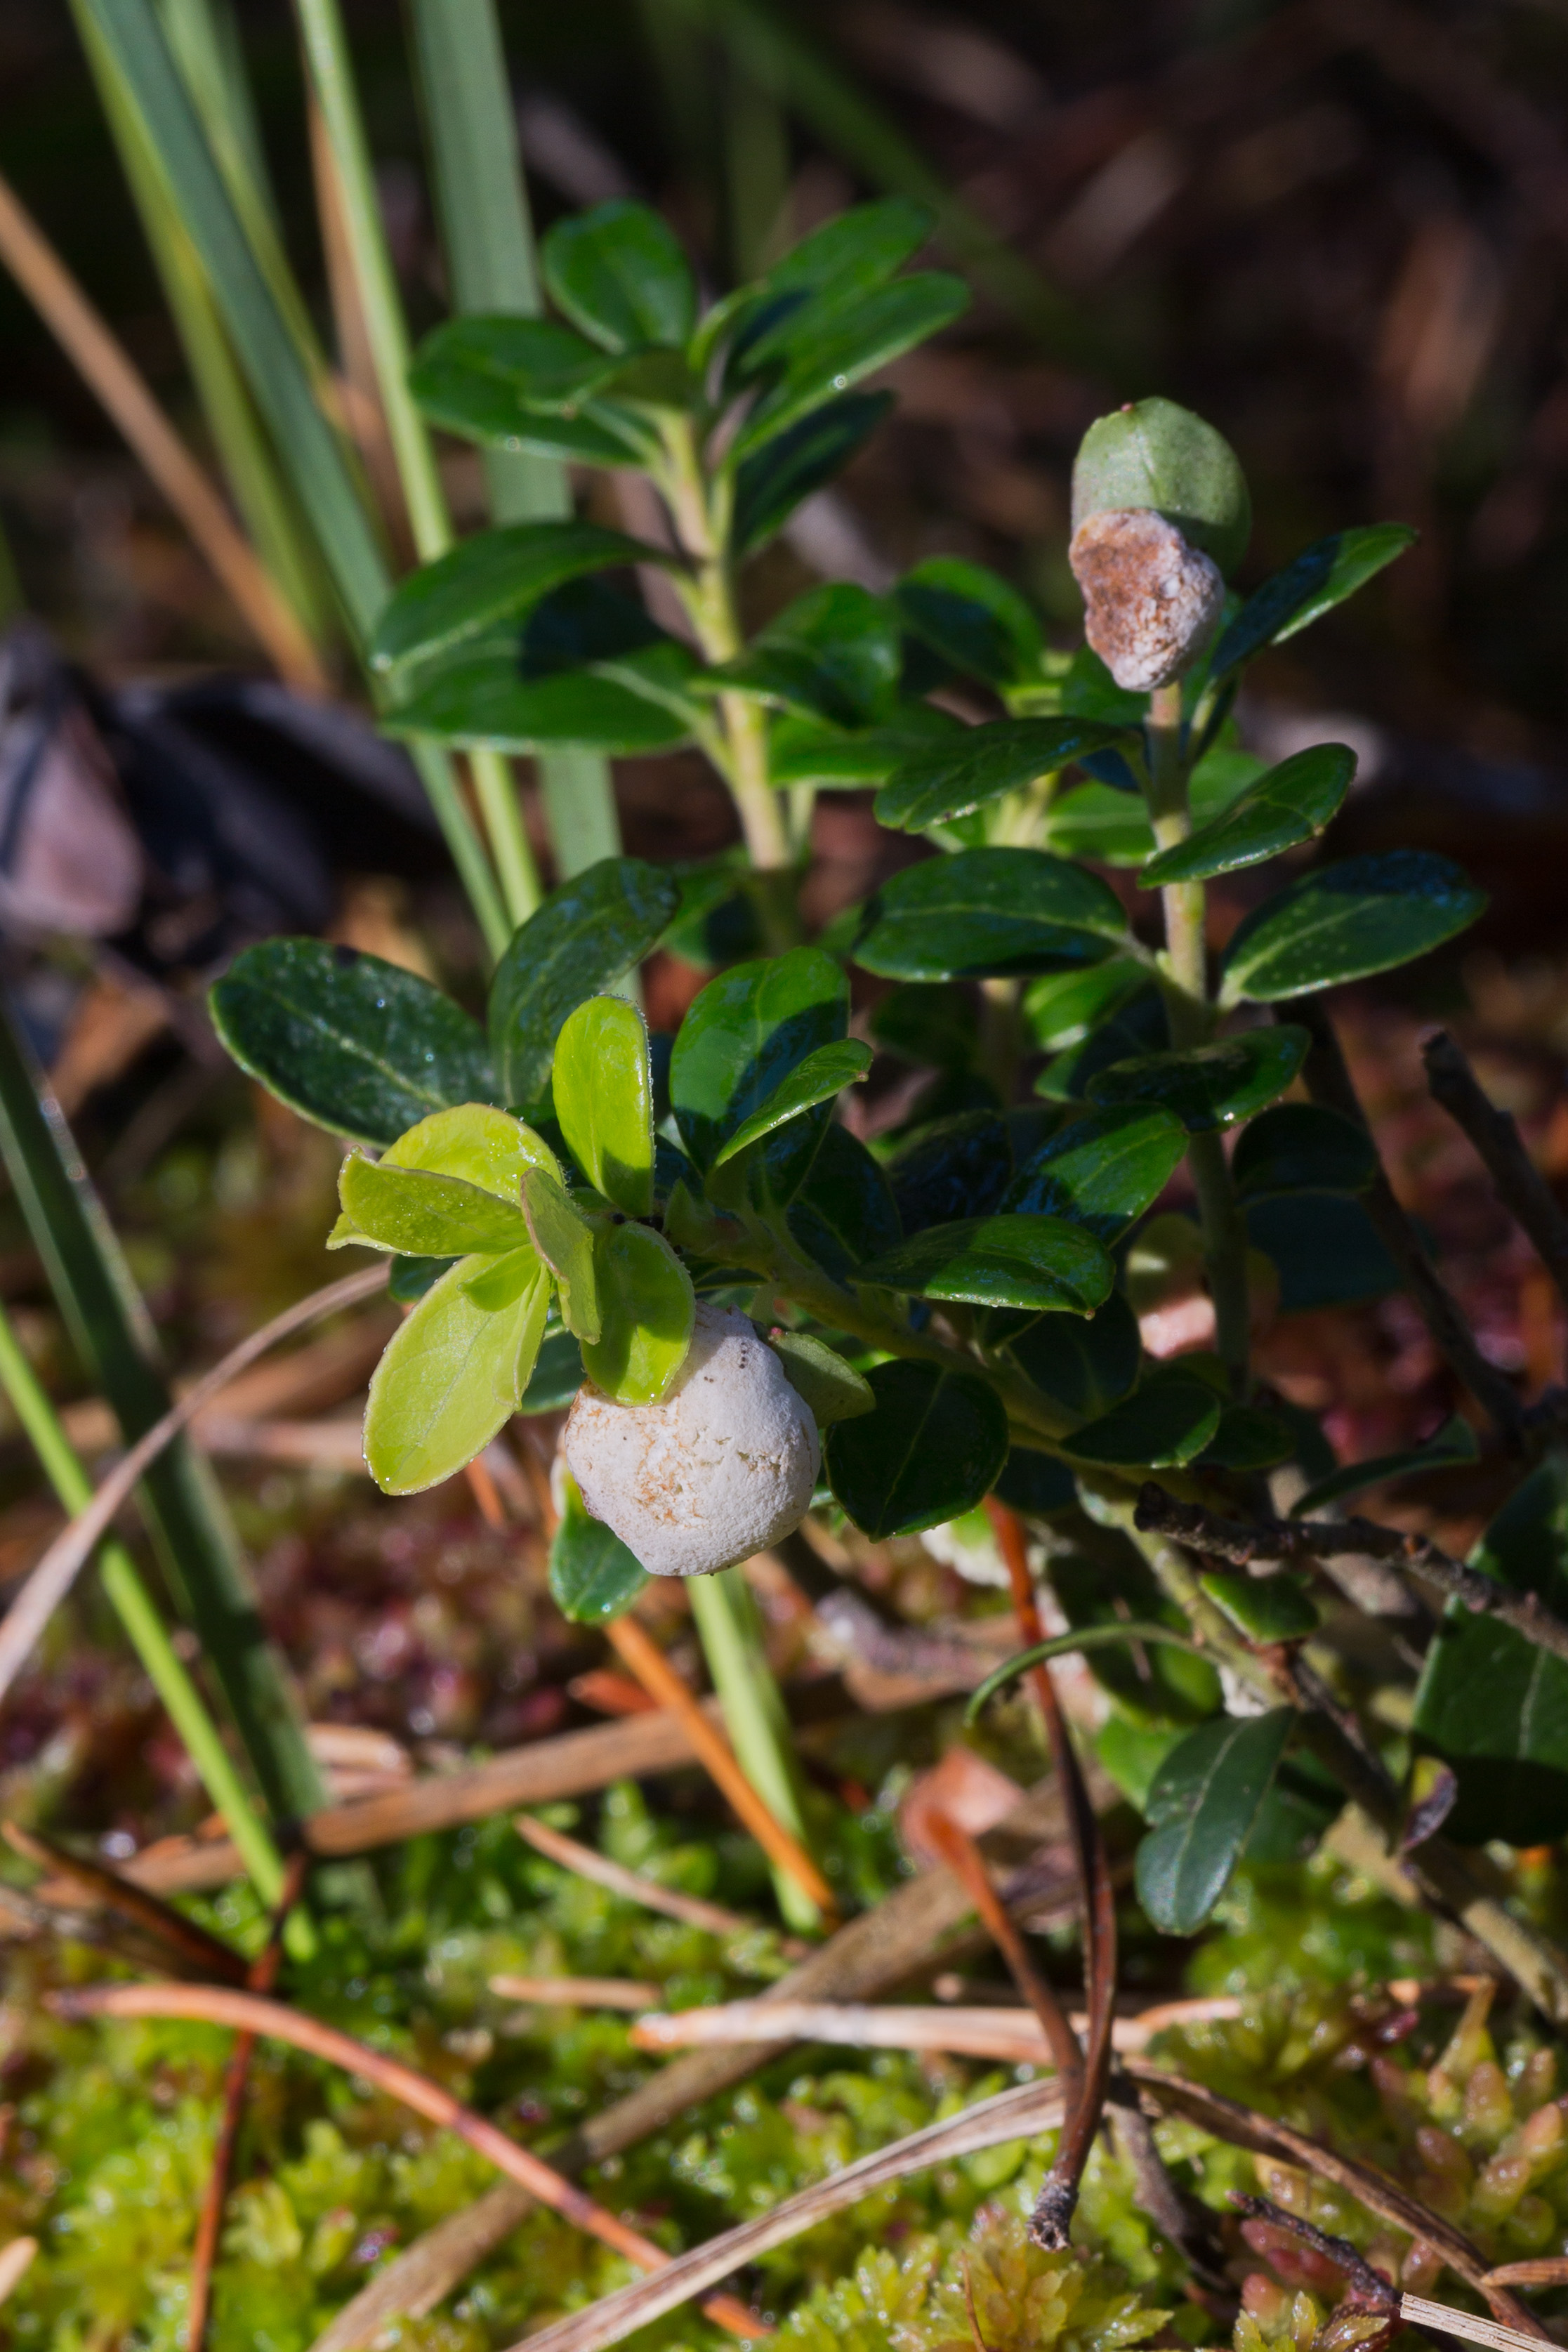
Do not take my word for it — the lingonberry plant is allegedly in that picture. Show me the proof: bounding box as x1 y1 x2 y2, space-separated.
212 192 1568 2179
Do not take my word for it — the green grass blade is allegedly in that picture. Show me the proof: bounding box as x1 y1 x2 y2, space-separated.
687 1568 822 1933
0 1005 326 1826
409 0 624 881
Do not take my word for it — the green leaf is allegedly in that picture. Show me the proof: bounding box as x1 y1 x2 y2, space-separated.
854 848 1127 983
1414 1459 1568 1845
1197 1405 1297 1472
767 1330 875 1425
1220 853 1487 1004
1052 1553 1220 1730
520 1320 586 1413
410 313 635 420
744 199 933 331
824 1359 1009 1539
336 1155 534 1257
1024 963 1151 1054
1139 744 1357 887
549 1469 649 1622
858 1214 1113 1314
712 1039 872 1167
1244 1192 1401 1313
489 858 680 1109
1210 523 1418 681
670 947 847 1174
893 558 1044 690
579 1223 695 1405
542 200 697 351
1199 1571 1319 1642
1044 746 1267 869
553 995 654 1216
886 1109 1010 1236
768 704 966 790
1067 1374 1221 1468
381 1101 560 1193
1037 987 1167 1104
520 1167 602 1345
211 941 496 1147
785 1122 902 1282
871 983 979 1070
709 584 901 727
732 394 892 554
368 520 670 679
1291 1413 1478 1518
1072 397 1251 577
364 1246 549 1494
1086 1027 1309 1133
1135 1708 1295 1931
874 718 1127 833
1000 1289 1140 1419
388 1254 456 1304
1231 1103 1377 1201
386 638 701 754
1003 1106 1186 1242
732 272 970 459
994 1447 1077 1519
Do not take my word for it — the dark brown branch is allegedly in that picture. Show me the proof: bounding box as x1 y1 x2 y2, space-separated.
1296 999 1528 1452
1230 2192 1399 2313
1134 1483 1568 1668
1423 1031 1568 1311
2 1821 247 1982
1106 2077 1232 2301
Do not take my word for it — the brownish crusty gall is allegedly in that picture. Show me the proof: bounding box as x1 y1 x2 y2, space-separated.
1069 506 1225 692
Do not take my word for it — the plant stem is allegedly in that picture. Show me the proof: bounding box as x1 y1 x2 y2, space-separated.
687 1569 824 1933
1142 682 1250 1395
0 1302 297 1926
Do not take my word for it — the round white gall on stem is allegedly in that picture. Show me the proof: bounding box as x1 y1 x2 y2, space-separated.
1068 506 1225 692
562 1303 820 1577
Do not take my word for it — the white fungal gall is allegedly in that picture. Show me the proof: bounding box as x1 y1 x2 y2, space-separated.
1068 506 1225 692
562 1303 821 1578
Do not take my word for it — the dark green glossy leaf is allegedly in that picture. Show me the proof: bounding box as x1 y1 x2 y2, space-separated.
388 1254 456 1304
670 947 847 1173
732 272 970 459
886 1109 1010 1236
824 1358 1008 1539
855 848 1126 983
732 394 892 554
1197 1405 1297 1473
337 1155 533 1257
1210 523 1418 681
1292 1413 1477 1517
550 1470 649 1623
1200 1570 1318 1642
875 718 1127 832
369 520 668 678
542 199 697 351
871 983 979 1070
520 1167 602 1344
744 199 933 336
1001 1289 1140 1419
1231 1103 1377 1201
386 639 701 754
1073 396 1251 577
1086 1027 1308 1134
712 1039 872 1166
893 558 1044 690
553 995 654 1216
1024 963 1151 1055
409 314 637 423
1060 645 1149 729
1140 744 1356 887
580 1222 694 1405
489 858 680 1109
710 584 900 727
1037 987 1168 1104
786 1122 902 1280
858 1213 1113 1313
1067 1374 1221 1468
768 704 965 789
767 1330 875 1425
1244 1192 1401 1313
211 940 496 1147
1135 1708 1295 1931
1221 853 1487 1004
1414 1459 1568 1846
364 1246 548 1494
519 1322 585 1413
993 1447 1077 1518
1042 746 1265 867
1003 1106 1186 1242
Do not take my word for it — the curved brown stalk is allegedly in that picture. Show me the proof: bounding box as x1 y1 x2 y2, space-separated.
921 1811 1083 2091
0 1263 386 1712
50 1981 766 2338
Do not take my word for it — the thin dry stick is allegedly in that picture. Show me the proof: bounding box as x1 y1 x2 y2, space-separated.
628 1995 1242 2061
188 1852 309 2352
605 1612 838 1924
1401 2296 1548 2352
921 1812 1083 2089
985 1499 1115 2249
1423 1031 1568 1313
492 2078 1069 2352
1296 999 1528 1452
1231 2193 1398 2311
514 1813 808 1954
0 1263 386 1712
1 1820 246 1983
49 1982 765 2341
1132 1484 1568 1666
1485 2259 1568 2287
490 1976 659 2011
0 169 326 692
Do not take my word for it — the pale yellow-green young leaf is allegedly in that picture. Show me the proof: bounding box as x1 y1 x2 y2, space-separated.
553 997 654 1217
338 1153 535 1257
522 1165 603 1343
580 1223 694 1404
383 1101 560 1196
364 1244 548 1493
